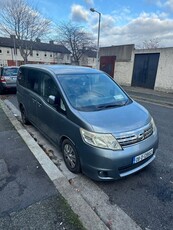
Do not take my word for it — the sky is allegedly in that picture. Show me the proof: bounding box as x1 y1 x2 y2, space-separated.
31 0 173 48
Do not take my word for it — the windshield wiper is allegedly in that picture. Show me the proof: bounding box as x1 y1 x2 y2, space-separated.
96 99 131 110
96 103 123 110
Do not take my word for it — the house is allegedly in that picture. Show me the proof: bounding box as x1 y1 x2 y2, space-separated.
99 44 173 92
0 36 71 66
79 48 97 68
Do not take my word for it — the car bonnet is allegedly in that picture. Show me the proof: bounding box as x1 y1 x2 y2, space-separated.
77 101 151 134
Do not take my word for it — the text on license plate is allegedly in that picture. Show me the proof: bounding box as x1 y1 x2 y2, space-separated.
133 149 153 164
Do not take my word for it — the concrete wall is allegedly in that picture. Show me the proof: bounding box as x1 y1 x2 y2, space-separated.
100 44 173 92
79 55 96 68
99 44 134 86
99 44 134 61
114 58 134 86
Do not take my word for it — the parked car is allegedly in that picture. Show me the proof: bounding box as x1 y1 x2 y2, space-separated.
0 66 19 94
16 64 159 181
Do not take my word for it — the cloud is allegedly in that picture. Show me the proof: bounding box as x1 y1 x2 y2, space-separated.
84 0 94 6
155 0 173 11
91 11 173 48
100 15 116 31
112 7 132 25
69 2 173 48
164 0 173 11
71 4 89 22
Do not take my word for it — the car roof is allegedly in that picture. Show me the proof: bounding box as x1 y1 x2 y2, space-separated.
19 64 102 75
2 66 19 69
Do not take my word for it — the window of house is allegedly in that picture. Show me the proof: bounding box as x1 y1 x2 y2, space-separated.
7 50 10 54
50 54 52 57
36 52 39 57
60 53 64 59
44 53 47 57
0 50 2 54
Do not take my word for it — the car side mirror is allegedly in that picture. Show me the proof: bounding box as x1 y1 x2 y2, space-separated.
48 95 55 105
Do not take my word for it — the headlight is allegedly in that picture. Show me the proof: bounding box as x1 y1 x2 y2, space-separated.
80 128 122 150
151 117 156 132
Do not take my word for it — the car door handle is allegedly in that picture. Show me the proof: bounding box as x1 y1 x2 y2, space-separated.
37 101 42 107
32 98 37 103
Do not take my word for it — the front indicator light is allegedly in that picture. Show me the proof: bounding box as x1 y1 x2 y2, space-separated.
80 128 122 150
151 117 157 132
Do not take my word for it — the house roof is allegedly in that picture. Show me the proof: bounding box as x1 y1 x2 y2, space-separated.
84 49 97 58
0 36 71 54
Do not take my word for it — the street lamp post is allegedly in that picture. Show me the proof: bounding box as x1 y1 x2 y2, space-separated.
11 35 17 66
90 8 101 69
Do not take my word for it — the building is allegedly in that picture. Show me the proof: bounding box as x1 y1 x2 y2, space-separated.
99 44 173 93
79 49 97 68
0 36 71 66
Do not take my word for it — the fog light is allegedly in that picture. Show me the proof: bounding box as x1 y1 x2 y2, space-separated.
98 171 108 177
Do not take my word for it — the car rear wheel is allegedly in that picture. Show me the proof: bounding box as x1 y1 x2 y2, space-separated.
62 139 81 173
20 106 30 125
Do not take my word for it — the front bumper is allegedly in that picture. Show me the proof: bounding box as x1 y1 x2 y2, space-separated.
78 129 159 181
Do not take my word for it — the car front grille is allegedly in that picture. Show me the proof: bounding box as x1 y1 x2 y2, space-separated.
116 123 153 147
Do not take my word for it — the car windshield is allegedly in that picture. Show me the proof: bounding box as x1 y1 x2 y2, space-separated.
57 73 131 111
2 67 18 76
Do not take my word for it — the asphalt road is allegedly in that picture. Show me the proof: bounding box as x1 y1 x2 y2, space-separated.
4 93 173 230
96 101 173 230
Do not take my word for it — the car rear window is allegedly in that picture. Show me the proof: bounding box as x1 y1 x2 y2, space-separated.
2 67 19 76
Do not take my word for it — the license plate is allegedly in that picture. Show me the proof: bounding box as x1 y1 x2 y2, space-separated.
133 149 153 164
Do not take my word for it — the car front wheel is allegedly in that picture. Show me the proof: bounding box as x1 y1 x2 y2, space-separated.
62 139 81 174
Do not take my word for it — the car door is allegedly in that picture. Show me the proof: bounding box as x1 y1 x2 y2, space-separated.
26 69 42 126
37 72 67 143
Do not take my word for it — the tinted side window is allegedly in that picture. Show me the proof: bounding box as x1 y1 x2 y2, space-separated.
27 69 41 95
41 74 66 113
17 68 28 87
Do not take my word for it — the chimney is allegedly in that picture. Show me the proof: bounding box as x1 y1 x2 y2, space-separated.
49 40 54 45
10 35 16 39
36 38 41 42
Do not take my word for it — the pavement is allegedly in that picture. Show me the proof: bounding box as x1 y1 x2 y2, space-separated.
0 101 86 230
0 86 173 230
122 85 173 108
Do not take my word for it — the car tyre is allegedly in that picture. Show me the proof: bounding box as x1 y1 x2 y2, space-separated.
0 85 4 95
20 106 30 125
62 139 81 173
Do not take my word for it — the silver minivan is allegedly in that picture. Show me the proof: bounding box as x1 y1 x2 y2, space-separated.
17 64 159 181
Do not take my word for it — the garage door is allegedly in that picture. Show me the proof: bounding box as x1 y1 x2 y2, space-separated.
132 53 160 89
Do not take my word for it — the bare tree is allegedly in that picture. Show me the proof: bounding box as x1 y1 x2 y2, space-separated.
0 0 51 63
56 22 94 65
137 38 161 49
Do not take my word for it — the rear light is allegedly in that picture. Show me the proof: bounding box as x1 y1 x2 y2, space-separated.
0 76 6 82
